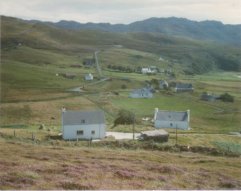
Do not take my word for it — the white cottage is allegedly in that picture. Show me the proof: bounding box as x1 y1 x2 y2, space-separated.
141 68 152 74
129 87 153 98
85 73 94 81
62 110 105 140
159 80 169 89
154 108 190 130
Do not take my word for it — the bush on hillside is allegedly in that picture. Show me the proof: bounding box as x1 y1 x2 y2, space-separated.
114 109 135 127
219 93 234 102
121 84 127 89
150 79 159 89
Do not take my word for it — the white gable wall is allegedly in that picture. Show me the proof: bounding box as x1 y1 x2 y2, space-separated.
129 92 153 98
85 74 93 81
154 120 188 130
174 87 194 92
63 124 105 140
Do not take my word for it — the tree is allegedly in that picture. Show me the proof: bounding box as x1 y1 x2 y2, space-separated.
136 66 142 73
114 109 135 127
121 84 127 89
219 93 234 102
150 79 159 89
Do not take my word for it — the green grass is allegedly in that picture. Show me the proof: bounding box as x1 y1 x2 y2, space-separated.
99 48 164 68
194 71 241 81
2 46 81 67
1 60 81 89
0 124 27 128
110 93 240 133
2 16 241 75
212 141 241 155
0 96 97 126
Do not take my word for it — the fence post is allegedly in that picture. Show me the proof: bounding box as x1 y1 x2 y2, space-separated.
14 130 16 137
32 132 35 141
88 138 92 147
175 125 178 146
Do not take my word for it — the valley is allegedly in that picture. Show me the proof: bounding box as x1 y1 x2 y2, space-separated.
0 15 241 189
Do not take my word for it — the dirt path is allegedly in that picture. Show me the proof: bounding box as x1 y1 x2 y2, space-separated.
106 132 140 140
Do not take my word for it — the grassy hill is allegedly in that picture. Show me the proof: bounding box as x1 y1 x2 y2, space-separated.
1 15 241 130
2 16 241 75
48 17 241 46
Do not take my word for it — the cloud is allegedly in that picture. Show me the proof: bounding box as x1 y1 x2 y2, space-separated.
0 0 240 24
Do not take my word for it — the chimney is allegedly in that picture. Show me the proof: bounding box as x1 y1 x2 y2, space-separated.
187 109 190 122
154 108 159 121
61 107 66 138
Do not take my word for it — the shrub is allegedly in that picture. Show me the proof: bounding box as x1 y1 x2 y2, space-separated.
114 109 135 126
219 93 234 102
121 84 127 89
213 141 241 155
150 79 159 89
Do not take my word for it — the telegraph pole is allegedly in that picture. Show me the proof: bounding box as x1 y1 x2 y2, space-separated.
175 124 178 145
132 112 135 140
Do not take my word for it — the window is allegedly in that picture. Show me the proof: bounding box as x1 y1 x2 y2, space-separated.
77 130 83 135
81 119 85 124
91 130 95 135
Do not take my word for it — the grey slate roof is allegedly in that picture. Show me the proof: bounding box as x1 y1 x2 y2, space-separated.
63 110 105 126
201 93 219 101
131 87 153 95
176 83 193 89
156 111 188 121
132 89 149 94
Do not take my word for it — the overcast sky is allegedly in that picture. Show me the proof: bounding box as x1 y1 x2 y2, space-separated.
0 0 241 24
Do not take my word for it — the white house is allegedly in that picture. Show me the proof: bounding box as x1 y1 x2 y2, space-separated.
129 87 153 98
85 73 94 81
141 67 157 74
154 108 190 130
62 110 105 140
141 68 151 74
159 80 169 89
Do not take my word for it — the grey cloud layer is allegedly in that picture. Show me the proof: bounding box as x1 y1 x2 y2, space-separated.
0 0 240 24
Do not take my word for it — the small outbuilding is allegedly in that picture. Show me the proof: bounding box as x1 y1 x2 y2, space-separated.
63 73 76 79
83 59 95 67
62 110 106 140
201 92 219 101
140 129 169 142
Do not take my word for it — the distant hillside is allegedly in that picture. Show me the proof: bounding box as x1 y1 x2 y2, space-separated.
1 15 241 74
47 17 241 46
